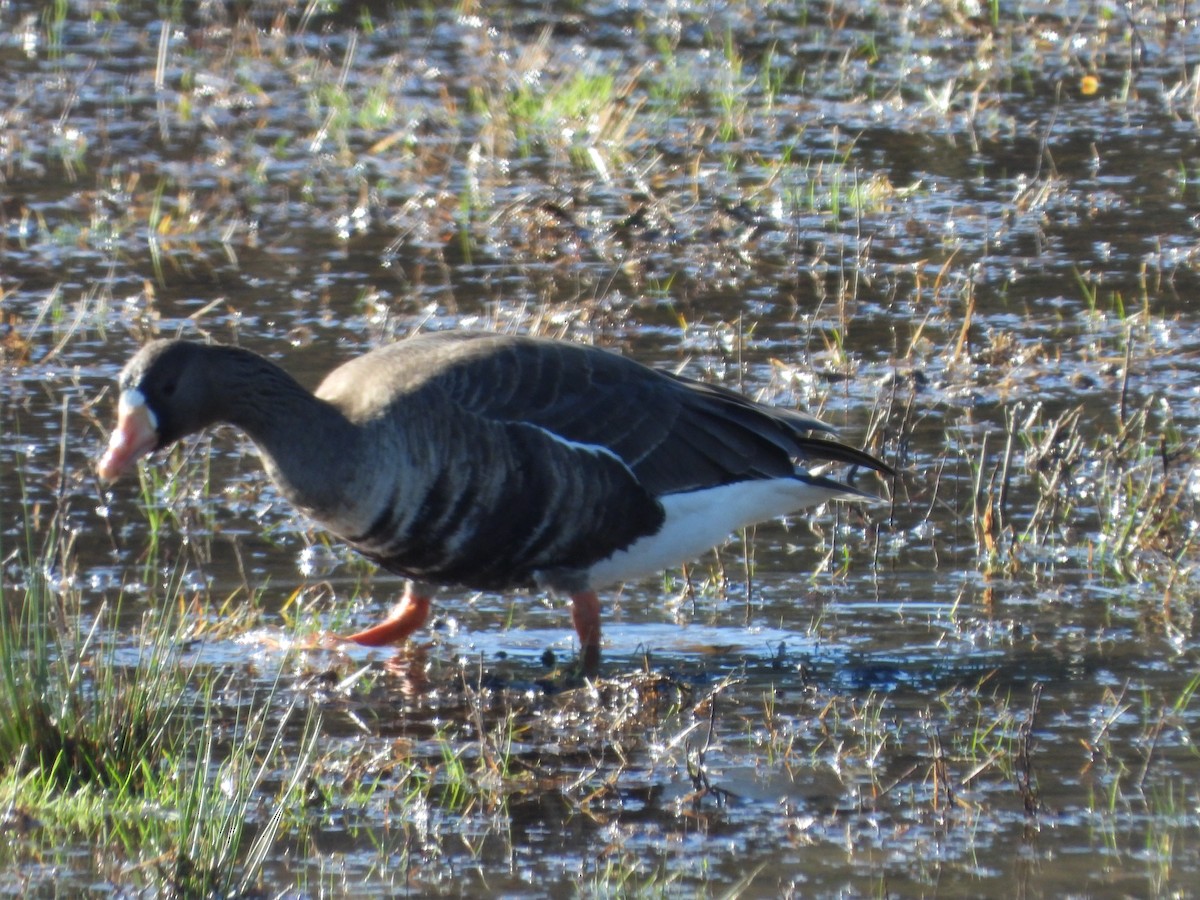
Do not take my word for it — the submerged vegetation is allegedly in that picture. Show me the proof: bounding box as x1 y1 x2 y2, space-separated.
1 0 1200 895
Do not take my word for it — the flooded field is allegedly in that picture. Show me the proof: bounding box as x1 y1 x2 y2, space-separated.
2 0 1199 896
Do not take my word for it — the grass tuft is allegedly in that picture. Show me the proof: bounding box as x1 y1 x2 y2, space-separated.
0 466 318 894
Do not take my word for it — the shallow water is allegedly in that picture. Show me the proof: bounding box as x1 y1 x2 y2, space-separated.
2 0 1200 896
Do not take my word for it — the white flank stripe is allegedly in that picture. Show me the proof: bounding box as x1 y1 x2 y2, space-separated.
530 424 630 468
586 478 857 588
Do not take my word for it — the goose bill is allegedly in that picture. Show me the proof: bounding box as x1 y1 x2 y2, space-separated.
98 389 159 482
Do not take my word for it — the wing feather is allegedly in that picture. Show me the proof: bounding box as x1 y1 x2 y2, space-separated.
352 332 891 495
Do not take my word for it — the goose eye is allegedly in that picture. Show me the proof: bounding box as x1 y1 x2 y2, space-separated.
161 379 178 398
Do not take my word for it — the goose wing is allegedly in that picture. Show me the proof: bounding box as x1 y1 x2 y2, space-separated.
339 332 890 497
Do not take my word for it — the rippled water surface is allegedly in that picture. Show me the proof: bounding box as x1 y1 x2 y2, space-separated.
2 1 1200 896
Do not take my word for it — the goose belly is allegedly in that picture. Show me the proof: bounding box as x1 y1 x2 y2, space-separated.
583 477 848 588
334 424 663 592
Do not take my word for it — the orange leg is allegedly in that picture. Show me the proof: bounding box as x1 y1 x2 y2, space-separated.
342 583 432 647
571 590 602 675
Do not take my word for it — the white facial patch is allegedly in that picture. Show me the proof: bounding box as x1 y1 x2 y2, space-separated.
119 388 158 430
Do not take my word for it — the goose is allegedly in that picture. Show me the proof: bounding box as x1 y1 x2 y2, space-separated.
97 331 893 672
